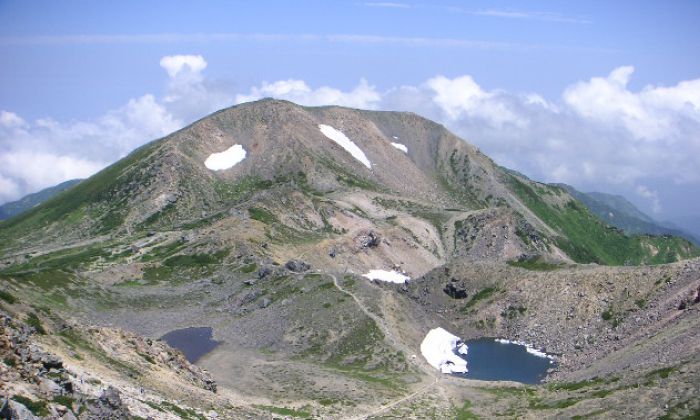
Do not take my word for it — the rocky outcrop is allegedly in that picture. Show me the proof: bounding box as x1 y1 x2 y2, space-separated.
354 230 381 250
443 279 469 299
285 259 310 273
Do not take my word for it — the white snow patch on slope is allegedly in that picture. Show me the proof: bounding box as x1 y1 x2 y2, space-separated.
318 124 371 169
391 142 408 153
495 338 555 361
205 145 247 171
362 269 410 284
420 328 468 374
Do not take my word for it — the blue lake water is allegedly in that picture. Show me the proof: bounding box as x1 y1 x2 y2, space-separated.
455 338 554 384
160 327 220 363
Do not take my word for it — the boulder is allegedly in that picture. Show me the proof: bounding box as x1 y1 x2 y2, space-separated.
285 259 310 273
355 230 381 249
443 280 469 299
0 399 40 420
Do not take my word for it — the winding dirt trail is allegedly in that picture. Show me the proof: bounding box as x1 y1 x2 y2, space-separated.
329 272 444 419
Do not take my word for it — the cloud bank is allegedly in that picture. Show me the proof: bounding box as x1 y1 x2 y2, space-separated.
1 57 698 220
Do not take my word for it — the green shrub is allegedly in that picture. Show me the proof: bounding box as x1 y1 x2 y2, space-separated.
0 289 16 304
26 312 46 335
11 395 49 416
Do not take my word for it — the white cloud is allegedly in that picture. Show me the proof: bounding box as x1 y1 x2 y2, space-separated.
426 75 526 127
159 55 207 79
0 111 27 129
470 9 591 24
564 66 700 141
0 174 20 204
236 78 381 109
636 185 661 214
0 151 105 192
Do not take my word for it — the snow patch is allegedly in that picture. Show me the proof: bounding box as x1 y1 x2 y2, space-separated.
205 145 247 171
495 338 555 362
392 135 399 139
420 328 468 374
362 269 410 284
390 142 408 153
318 124 371 169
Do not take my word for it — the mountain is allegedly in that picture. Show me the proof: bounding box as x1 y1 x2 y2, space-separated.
1 99 698 419
1 99 695 266
558 184 700 246
0 179 82 220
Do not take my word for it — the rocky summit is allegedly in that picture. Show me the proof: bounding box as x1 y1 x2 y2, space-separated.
0 99 698 419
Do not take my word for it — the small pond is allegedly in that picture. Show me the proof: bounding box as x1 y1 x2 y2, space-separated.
160 326 220 363
455 338 554 384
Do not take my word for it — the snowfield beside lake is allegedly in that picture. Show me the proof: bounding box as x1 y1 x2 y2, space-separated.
495 338 555 361
362 269 410 283
319 124 372 169
205 145 247 170
420 327 468 374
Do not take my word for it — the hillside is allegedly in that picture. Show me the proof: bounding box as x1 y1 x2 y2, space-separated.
0 99 698 419
0 179 82 221
558 183 700 246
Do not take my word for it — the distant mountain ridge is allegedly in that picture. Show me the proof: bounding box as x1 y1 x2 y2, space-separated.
0 179 82 220
557 183 700 246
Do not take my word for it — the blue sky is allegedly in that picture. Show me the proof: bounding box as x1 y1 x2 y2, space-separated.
1 0 699 232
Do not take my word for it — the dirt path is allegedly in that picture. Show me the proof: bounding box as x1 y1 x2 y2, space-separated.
350 376 440 420
329 273 401 348
329 272 447 419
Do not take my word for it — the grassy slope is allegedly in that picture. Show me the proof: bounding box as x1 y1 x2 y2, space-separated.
0 141 161 247
508 175 699 265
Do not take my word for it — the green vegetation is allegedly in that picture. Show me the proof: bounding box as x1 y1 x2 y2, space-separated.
454 400 479 419
2 244 111 274
239 263 258 274
159 401 207 420
461 287 497 312
255 405 311 419
52 395 75 409
329 317 384 365
600 307 621 327
11 395 49 417
26 312 46 335
507 175 699 265
501 305 527 319
507 256 560 271
248 207 277 224
163 249 228 267
548 377 615 392
0 289 17 304
58 329 140 378
645 366 676 380
215 176 274 203
530 398 581 410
